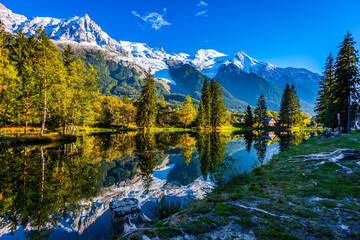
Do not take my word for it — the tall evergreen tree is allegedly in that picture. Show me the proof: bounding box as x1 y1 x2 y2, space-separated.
210 79 226 128
289 84 301 126
136 70 158 129
315 54 337 128
334 31 359 133
254 94 267 127
196 79 212 128
244 105 254 127
279 84 301 128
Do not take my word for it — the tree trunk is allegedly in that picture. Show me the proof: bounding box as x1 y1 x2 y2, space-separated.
346 91 351 134
40 82 47 136
24 92 29 134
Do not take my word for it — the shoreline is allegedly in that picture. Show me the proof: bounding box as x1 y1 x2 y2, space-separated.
124 134 360 239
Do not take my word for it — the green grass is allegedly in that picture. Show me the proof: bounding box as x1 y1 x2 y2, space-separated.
143 133 360 239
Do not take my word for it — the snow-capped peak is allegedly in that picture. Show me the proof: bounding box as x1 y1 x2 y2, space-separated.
226 51 277 73
0 3 27 32
188 49 228 75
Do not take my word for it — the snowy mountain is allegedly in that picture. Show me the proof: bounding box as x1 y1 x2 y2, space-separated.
0 3 320 113
0 3 27 32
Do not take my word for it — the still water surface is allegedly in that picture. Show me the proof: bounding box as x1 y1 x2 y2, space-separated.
0 131 313 239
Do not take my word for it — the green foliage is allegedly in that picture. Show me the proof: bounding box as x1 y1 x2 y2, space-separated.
279 84 301 128
214 202 232 216
179 95 196 128
210 79 227 128
148 196 182 220
254 94 267 127
244 105 254 127
136 70 158 128
0 29 99 134
334 32 359 133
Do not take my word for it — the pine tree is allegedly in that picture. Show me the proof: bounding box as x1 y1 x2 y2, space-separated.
244 105 254 127
315 54 337 128
179 95 196 128
196 79 212 128
210 79 226 128
136 70 158 129
254 94 267 127
279 84 301 128
334 32 359 133
289 85 301 127
279 84 291 127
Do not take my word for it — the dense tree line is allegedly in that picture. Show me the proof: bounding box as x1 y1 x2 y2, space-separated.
0 25 99 135
315 32 359 133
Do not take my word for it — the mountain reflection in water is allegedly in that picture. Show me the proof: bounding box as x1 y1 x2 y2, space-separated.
0 131 311 239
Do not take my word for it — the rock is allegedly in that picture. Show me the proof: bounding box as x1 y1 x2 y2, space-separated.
168 214 190 227
109 198 150 235
319 130 340 139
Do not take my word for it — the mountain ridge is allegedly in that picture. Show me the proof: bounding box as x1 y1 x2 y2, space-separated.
0 3 320 114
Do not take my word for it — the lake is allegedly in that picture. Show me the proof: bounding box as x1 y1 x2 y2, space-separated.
0 130 314 239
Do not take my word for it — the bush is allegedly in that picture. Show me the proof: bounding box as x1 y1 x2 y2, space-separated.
148 196 181 220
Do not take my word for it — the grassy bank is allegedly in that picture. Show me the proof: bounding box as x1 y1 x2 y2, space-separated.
132 134 360 239
0 134 77 146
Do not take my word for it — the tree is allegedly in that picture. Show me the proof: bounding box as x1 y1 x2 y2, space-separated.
123 94 130 104
179 95 196 128
210 79 227 128
196 79 212 128
315 53 337 129
159 95 166 108
334 32 359 133
9 31 39 133
34 29 65 136
0 29 19 126
254 94 267 127
136 70 158 129
244 105 254 127
279 84 301 128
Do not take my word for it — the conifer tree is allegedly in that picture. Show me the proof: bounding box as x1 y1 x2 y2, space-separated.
315 53 337 128
244 105 254 127
210 79 226 128
197 79 212 128
279 84 291 127
279 84 301 128
254 94 267 127
179 95 196 128
316 55 336 127
136 70 158 129
334 32 359 133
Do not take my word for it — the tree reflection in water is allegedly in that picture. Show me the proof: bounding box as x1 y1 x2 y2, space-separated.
0 130 312 239
135 132 157 193
0 142 99 240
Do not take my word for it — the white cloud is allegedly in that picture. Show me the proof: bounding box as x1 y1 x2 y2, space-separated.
132 9 171 30
195 10 208 17
197 1 208 7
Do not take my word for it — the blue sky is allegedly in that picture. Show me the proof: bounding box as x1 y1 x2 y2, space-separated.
2 0 360 73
